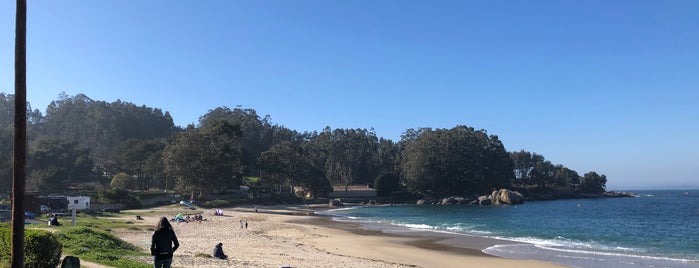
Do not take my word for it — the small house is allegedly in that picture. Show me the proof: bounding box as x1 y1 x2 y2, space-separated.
327 185 377 198
67 196 90 210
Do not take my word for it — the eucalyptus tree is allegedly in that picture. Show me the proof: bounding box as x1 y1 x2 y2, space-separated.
199 107 276 176
511 150 583 187
553 165 580 187
510 150 533 181
400 126 513 197
0 128 12 191
112 138 167 189
42 93 177 170
581 171 607 193
374 137 399 177
26 138 94 194
257 141 300 190
320 128 380 188
257 138 335 198
373 172 400 197
163 120 243 199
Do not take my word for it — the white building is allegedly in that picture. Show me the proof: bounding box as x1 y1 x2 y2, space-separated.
67 196 90 210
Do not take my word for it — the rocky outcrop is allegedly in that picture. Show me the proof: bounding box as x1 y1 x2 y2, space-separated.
473 189 524 205
510 186 636 201
602 191 636 198
417 188 634 206
329 199 343 207
441 196 466 205
421 189 528 206
477 195 492 205
491 189 524 205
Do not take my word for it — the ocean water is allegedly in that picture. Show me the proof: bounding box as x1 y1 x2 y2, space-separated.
319 190 699 268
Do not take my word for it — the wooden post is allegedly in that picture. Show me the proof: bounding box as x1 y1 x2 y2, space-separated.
12 0 27 267
71 206 77 226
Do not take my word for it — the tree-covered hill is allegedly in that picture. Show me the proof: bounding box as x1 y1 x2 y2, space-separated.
0 92 608 199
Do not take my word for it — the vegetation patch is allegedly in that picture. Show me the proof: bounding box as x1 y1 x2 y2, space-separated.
195 252 212 258
204 199 231 207
55 226 150 268
0 223 63 268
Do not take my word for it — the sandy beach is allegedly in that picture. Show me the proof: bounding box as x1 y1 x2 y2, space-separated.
113 205 567 268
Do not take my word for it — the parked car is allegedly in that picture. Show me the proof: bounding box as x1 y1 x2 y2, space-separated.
24 211 36 219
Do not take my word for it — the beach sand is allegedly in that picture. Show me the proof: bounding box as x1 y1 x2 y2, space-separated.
113 205 567 268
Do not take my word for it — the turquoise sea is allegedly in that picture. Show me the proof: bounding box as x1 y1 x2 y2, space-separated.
319 190 699 268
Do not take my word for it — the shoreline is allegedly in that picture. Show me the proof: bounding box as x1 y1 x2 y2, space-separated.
239 204 568 268
113 204 567 268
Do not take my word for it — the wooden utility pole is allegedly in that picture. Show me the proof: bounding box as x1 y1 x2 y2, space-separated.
12 0 27 267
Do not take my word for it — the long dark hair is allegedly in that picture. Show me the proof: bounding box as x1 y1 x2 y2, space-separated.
156 216 172 230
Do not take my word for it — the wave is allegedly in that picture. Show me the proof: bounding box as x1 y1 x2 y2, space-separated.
493 236 644 253
484 240 698 268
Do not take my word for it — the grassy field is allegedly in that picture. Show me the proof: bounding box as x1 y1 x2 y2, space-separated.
30 211 157 267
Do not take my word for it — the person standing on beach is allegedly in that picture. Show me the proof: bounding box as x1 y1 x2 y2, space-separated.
151 217 180 268
240 219 244 230
245 220 248 230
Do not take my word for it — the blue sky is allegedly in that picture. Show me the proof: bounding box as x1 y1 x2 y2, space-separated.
1 1 697 190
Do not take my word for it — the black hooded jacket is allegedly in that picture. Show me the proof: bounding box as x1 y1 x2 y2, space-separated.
151 227 179 260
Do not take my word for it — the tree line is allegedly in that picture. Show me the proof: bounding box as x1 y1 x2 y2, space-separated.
0 92 608 199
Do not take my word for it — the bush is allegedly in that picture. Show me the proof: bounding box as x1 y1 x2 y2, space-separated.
110 172 137 189
0 224 63 268
25 229 63 267
205 199 230 207
97 188 142 209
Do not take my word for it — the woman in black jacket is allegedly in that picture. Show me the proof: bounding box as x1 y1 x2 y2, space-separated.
151 217 179 268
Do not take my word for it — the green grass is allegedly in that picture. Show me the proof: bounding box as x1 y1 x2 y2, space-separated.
244 177 260 183
67 211 148 230
55 226 150 268
29 211 152 267
204 199 230 207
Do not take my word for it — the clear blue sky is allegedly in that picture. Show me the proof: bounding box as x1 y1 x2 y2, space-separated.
1 1 697 190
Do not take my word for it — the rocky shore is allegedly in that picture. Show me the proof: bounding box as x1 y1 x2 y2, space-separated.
415 188 635 206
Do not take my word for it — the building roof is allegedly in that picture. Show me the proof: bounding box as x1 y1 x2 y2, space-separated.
332 185 376 192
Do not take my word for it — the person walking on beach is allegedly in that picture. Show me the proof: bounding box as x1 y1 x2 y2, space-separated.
240 219 244 230
245 220 248 230
151 217 180 268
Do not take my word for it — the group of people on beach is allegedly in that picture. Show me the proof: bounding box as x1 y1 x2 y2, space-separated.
172 213 205 223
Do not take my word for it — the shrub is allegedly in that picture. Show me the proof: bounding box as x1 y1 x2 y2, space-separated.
110 172 136 189
205 199 230 207
195 252 212 258
0 224 63 268
25 229 63 267
97 188 142 209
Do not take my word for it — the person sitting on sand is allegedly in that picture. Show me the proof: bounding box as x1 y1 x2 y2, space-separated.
213 243 228 259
